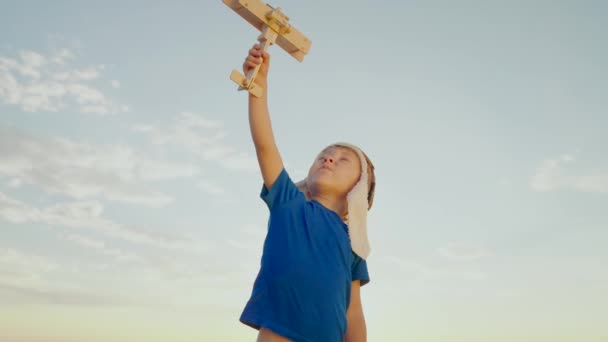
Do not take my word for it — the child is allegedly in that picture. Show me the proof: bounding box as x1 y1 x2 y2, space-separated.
239 43 376 342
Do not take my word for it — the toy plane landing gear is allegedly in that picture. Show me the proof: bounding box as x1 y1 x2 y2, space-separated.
223 0 312 97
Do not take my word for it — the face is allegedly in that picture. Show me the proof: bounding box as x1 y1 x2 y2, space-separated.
307 146 361 198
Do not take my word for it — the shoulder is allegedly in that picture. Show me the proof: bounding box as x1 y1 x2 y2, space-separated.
261 168 307 211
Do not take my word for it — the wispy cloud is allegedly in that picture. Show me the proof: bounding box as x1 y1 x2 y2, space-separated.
0 283 135 307
239 223 266 239
131 111 258 172
530 154 608 193
0 246 116 307
0 192 207 254
0 245 135 307
0 234 225 308
376 255 433 278
0 48 127 114
0 125 199 206
437 242 491 261
64 233 143 263
0 244 226 309
226 239 262 253
377 255 487 280
0 247 57 289
7 178 21 188
197 179 225 195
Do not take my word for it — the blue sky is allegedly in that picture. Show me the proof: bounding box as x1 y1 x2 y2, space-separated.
1 1 607 341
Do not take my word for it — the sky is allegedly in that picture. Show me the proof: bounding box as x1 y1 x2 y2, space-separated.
0 1 607 341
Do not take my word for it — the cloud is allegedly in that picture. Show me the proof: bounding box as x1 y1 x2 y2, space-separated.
64 234 143 263
0 245 134 307
131 112 258 173
0 245 207 308
211 225 266 268
0 284 134 307
377 255 487 280
0 231 241 310
219 152 258 172
530 154 608 193
7 178 21 188
51 48 74 65
53 67 100 82
0 247 58 290
198 179 226 195
239 223 266 239
0 48 126 114
131 112 226 147
437 242 491 261
0 125 200 207
0 192 207 254
376 255 434 278
226 239 262 253
196 179 240 204
0 247 104 307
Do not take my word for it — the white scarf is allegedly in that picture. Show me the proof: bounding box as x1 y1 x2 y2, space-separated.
296 142 371 259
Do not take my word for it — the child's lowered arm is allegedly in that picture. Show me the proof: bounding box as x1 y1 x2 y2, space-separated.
345 280 367 341
245 44 284 190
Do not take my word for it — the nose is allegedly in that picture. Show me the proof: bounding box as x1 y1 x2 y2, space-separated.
323 156 334 163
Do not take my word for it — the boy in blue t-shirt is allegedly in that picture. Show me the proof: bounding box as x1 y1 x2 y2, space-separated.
239 44 377 342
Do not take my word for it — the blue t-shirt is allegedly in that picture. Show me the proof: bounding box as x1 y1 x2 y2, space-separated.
240 168 370 342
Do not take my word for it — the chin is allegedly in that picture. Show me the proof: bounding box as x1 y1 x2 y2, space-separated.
312 181 342 197
308 176 327 189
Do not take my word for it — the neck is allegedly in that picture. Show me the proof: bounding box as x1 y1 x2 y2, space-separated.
310 193 348 219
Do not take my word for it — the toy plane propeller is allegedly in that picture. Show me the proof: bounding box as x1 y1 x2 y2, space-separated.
223 0 312 97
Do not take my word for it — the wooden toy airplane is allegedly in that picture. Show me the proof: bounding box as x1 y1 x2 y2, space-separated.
223 0 312 97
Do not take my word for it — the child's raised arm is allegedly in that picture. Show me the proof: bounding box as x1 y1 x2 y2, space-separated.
244 44 284 189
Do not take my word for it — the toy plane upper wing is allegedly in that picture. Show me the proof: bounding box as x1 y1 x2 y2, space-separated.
223 0 312 97
223 0 311 61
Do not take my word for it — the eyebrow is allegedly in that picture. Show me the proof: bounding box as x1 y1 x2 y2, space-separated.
339 148 358 160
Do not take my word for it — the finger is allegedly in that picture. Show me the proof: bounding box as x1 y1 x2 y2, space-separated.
246 56 263 64
244 57 258 65
248 49 261 59
244 60 259 69
250 44 262 53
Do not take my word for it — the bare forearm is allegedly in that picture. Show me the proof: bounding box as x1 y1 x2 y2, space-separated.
345 313 367 342
248 81 276 151
240 44 282 187
247 78 283 188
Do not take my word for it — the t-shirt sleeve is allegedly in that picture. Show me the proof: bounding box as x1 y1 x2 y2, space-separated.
351 253 370 287
260 168 305 210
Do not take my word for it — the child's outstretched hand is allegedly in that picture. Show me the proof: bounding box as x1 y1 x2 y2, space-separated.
243 43 270 85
